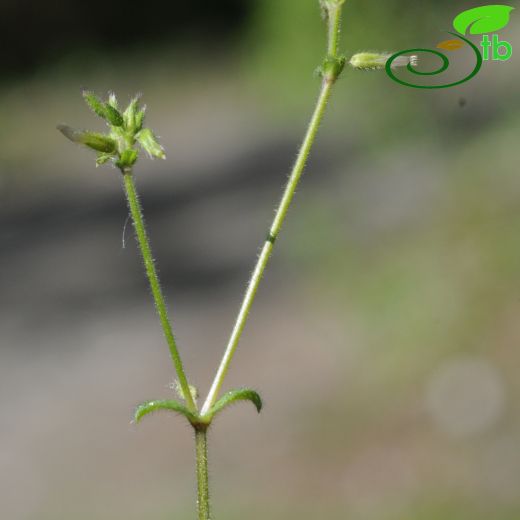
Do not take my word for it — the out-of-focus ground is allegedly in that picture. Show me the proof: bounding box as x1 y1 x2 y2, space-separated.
1 1 520 519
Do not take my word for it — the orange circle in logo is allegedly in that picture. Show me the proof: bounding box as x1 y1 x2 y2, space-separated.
437 39 466 51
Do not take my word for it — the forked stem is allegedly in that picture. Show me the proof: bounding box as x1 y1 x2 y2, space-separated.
123 171 197 413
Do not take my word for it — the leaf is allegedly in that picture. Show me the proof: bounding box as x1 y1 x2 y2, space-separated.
103 104 124 127
57 125 117 153
453 5 514 35
210 388 263 418
134 399 198 424
82 90 108 119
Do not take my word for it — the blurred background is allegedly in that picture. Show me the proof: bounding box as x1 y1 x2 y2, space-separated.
1 1 519 519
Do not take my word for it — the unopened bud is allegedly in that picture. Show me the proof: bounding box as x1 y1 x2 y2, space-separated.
136 128 166 160
116 149 138 170
349 52 418 71
172 380 199 403
108 92 119 109
123 95 142 133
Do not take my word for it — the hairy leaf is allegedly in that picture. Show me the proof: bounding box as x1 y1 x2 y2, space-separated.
134 399 198 424
57 125 117 153
210 388 262 418
104 104 124 127
82 90 108 119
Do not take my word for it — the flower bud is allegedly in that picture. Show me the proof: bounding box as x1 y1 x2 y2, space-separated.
123 95 142 133
349 52 418 71
59 91 166 172
172 380 199 403
136 128 166 159
116 149 138 170
108 92 119 109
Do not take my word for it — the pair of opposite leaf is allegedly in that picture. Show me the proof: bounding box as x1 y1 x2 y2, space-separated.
58 91 165 172
134 387 263 430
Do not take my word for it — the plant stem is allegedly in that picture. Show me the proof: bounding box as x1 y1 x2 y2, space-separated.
123 171 197 413
195 428 210 520
201 5 343 417
328 4 342 57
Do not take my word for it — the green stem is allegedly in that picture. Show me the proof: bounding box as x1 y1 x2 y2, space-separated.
200 7 345 414
201 80 333 415
123 171 197 413
328 5 342 57
195 428 210 520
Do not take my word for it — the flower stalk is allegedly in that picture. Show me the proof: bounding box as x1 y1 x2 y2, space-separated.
201 3 346 416
123 171 197 413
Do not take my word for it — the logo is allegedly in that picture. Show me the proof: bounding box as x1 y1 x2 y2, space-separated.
386 5 514 89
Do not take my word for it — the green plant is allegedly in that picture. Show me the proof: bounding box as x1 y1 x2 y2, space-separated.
59 1 351 518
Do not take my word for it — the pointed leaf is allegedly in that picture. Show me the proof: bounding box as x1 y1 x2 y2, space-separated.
453 5 514 35
134 399 198 424
210 388 262 418
82 90 108 119
104 104 124 127
57 125 117 153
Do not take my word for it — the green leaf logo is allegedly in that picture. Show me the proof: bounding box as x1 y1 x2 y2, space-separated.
453 5 514 35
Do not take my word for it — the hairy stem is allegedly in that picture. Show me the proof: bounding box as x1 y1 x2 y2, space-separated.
195 428 210 520
328 4 342 56
201 5 344 416
123 171 197 413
